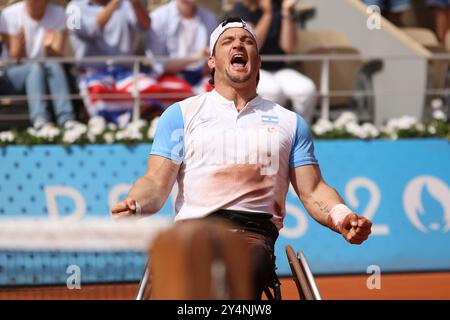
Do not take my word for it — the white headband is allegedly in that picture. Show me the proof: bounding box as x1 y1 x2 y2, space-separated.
209 19 258 56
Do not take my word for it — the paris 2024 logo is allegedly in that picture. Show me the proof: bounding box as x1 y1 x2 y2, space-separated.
403 176 450 233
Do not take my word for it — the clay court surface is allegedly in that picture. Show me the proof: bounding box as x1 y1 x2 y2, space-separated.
1 272 449 300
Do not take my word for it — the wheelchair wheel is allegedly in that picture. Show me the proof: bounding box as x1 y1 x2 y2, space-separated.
285 245 321 300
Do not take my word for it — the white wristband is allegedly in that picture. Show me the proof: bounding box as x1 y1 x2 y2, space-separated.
329 204 352 230
134 201 142 216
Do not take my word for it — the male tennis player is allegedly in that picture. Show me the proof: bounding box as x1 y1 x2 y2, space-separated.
112 17 372 298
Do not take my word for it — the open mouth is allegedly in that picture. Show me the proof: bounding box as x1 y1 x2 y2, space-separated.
230 54 248 69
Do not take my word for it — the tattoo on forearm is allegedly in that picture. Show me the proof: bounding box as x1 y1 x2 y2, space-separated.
314 201 331 214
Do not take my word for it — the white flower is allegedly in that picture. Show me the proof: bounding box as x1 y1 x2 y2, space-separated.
147 117 160 139
0 131 15 143
127 119 147 131
431 98 443 110
115 129 133 140
87 132 96 143
396 115 418 130
62 123 87 144
88 116 107 136
382 129 398 140
65 122 87 134
432 109 447 121
382 121 395 135
360 122 380 138
334 112 358 129
428 125 437 135
312 118 333 135
62 132 75 144
112 118 148 142
35 124 61 140
117 112 131 128
88 116 106 128
27 128 37 137
381 122 400 139
115 130 126 141
107 123 118 131
384 116 418 135
415 123 425 132
125 129 143 140
312 126 326 136
345 122 367 139
104 132 114 144
63 130 82 144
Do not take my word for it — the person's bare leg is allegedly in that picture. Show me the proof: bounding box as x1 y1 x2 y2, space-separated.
431 6 448 43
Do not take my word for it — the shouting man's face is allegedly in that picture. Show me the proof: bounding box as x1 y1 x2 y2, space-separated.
208 27 261 88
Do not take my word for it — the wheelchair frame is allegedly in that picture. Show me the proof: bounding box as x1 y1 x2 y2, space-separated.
135 244 321 300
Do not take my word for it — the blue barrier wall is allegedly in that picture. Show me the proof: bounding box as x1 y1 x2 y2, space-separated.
0 139 449 284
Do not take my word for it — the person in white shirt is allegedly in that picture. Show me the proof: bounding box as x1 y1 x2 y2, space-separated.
0 0 76 129
230 0 318 124
145 0 218 93
113 18 372 299
67 0 194 125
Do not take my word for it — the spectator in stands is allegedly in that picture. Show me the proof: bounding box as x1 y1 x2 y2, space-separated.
230 0 317 124
68 0 177 124
0 9 3 57
145 0 218 93
0 0 77 129
361 0 411 26
426 0 450 43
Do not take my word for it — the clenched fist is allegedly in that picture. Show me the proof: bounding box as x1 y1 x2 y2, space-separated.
340 213 372 245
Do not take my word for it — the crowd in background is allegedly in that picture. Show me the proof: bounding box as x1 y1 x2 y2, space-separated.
0 0 449 129
362 0 450 43
0 0 318 129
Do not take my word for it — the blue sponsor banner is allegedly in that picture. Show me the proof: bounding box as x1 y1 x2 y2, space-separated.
0 139 449 285
279 139 450 275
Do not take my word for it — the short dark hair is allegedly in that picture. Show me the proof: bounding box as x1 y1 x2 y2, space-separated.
221 17 246 27
208 68 216 87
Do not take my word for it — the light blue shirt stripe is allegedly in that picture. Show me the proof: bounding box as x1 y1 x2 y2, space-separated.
289 114 318 169
150 103 185 163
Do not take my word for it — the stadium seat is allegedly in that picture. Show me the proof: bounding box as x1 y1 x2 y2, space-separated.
402 27 449 118
402 0 434 30
442 30 450 118
402 27 443 50
221 0 316 24
294 30 381 122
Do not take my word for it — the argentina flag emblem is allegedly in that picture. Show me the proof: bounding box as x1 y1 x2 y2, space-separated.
261 115 279 124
